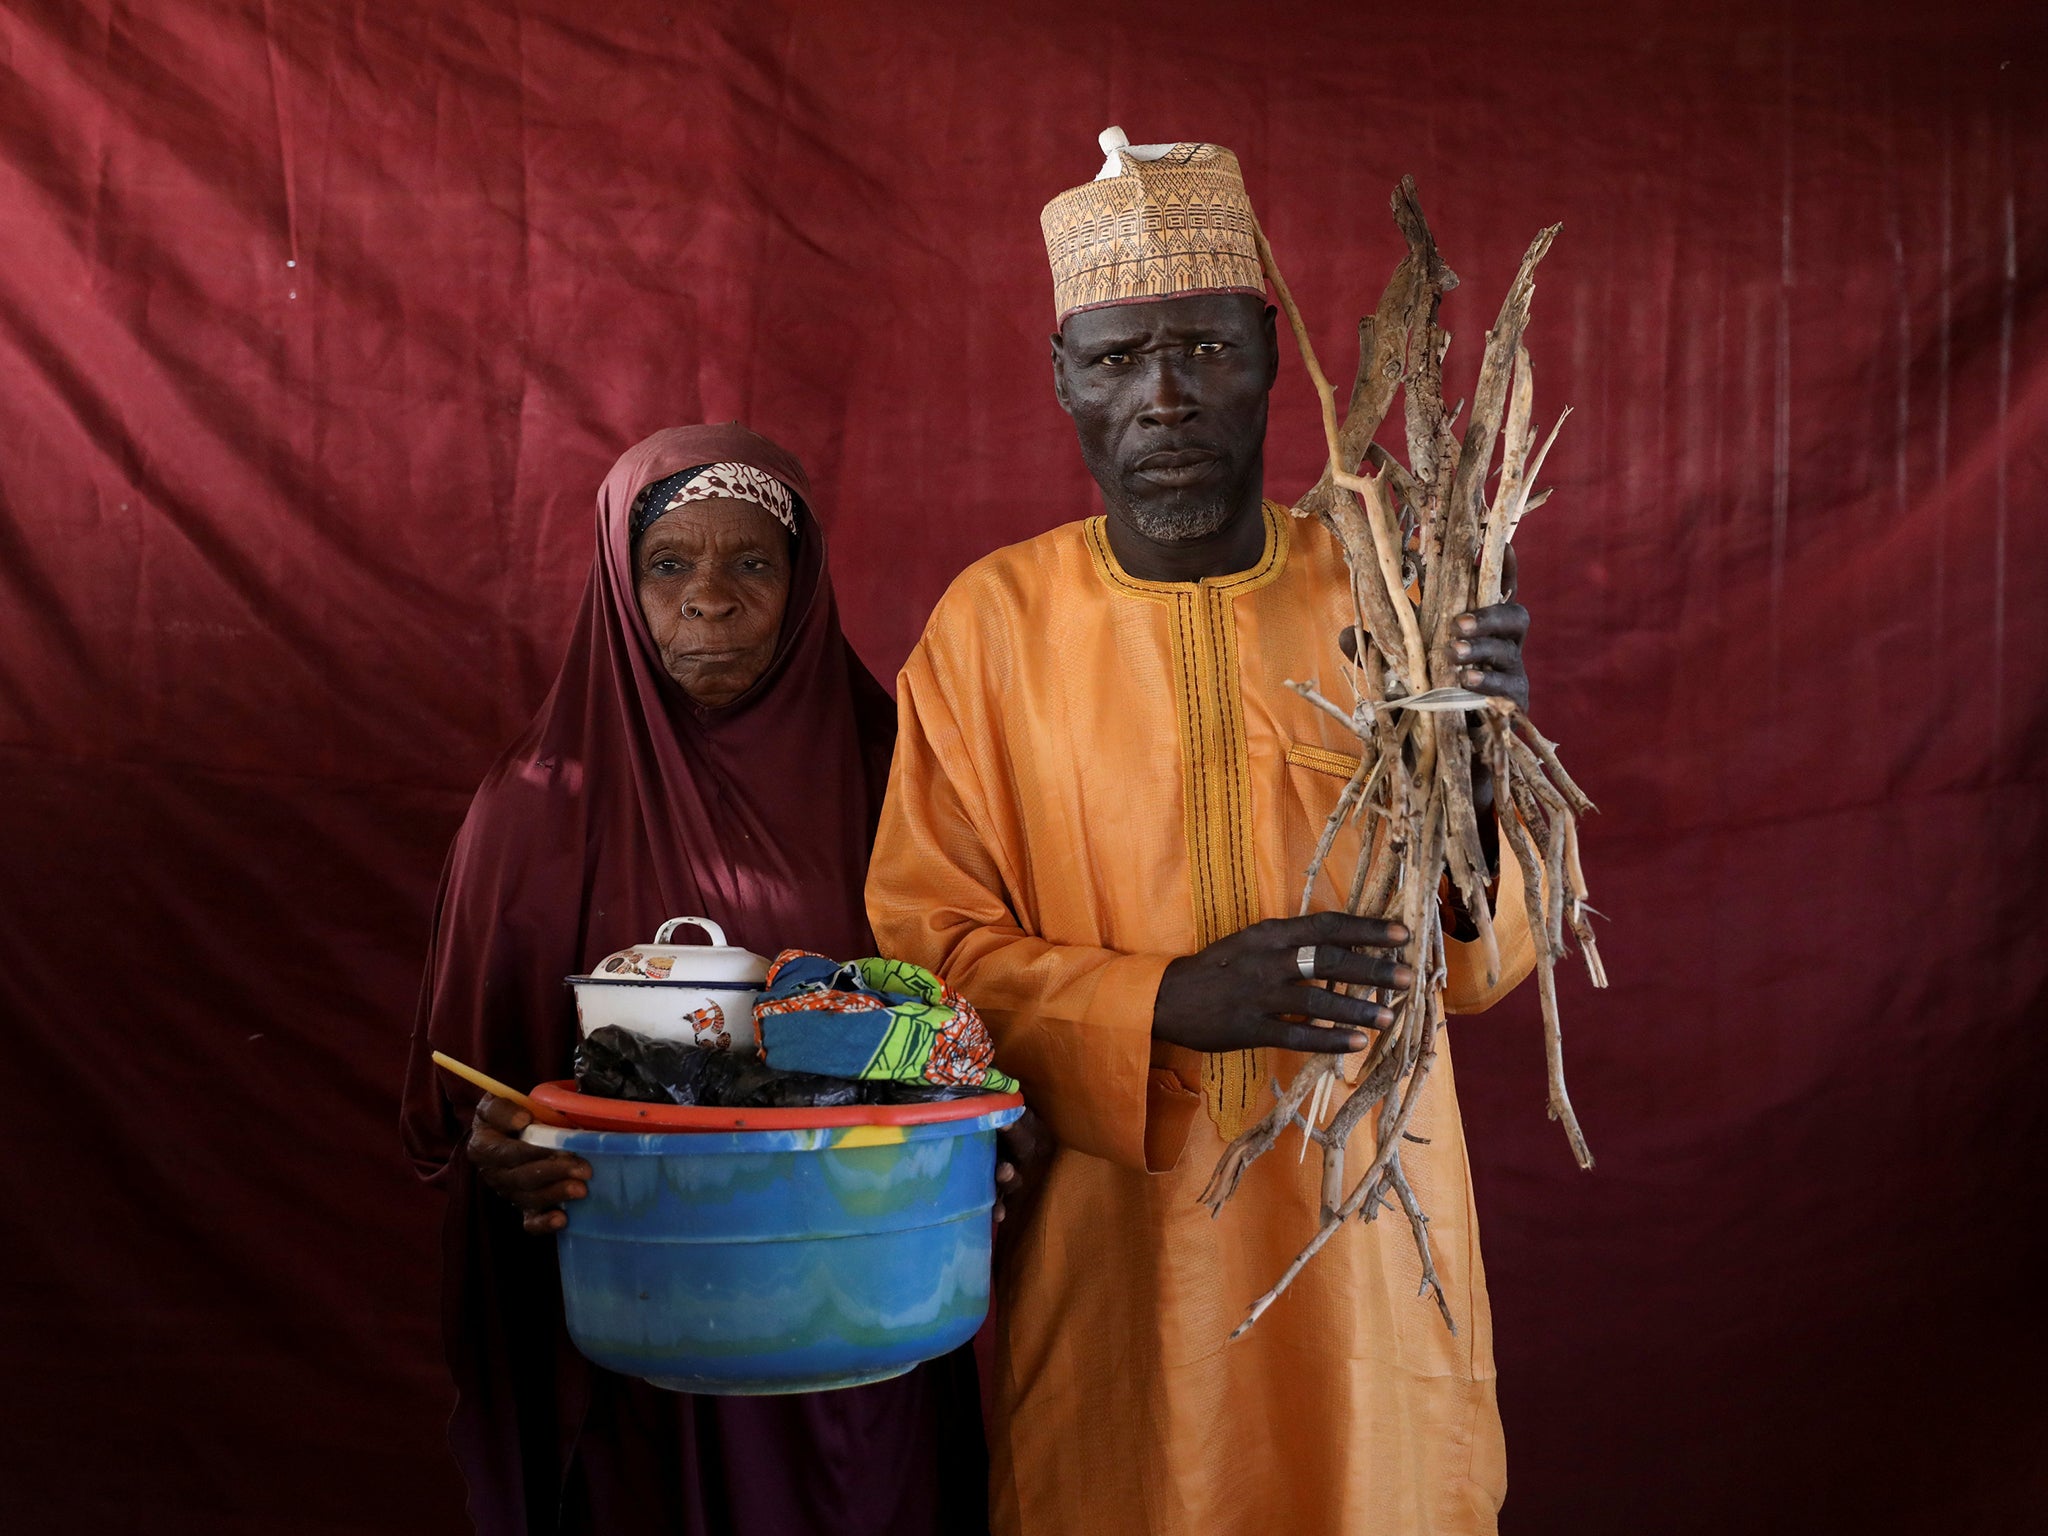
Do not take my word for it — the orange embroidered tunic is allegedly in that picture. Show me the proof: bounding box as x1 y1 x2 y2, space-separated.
866 504 1534 1536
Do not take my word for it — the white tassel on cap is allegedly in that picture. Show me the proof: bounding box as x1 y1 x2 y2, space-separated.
1094 124 1178 180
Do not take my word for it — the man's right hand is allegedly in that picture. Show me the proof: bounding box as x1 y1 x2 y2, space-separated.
1152 912 1413 1056
464 1094 591 1234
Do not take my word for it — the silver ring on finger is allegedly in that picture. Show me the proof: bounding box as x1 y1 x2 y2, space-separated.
1295 943 1317 980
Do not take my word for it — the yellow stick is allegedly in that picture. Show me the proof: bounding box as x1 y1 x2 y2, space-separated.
431 1050 571 1126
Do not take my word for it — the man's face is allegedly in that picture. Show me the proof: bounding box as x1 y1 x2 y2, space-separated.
1051 292 1278 544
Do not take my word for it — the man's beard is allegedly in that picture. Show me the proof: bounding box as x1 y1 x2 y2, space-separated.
1094 446 1258 544
1109 480 1239 542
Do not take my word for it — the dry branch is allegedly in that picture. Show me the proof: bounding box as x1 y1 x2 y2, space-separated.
1209 178 1606 1339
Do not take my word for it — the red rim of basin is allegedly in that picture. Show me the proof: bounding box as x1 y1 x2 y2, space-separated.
528 1079 1025 1133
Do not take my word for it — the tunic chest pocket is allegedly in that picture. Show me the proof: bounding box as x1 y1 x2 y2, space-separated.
1281 741 1373 912
1285 742 1363 780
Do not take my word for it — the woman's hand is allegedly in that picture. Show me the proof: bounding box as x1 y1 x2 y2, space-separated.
464 1094 590 1234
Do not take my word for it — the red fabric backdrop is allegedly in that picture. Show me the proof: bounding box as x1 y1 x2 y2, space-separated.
2 2 2042 1531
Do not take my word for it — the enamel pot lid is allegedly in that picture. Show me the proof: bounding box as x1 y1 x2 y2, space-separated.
581 917 771 985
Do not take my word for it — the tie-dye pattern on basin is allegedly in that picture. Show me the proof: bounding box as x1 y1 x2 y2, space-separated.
522 1100 1023 1395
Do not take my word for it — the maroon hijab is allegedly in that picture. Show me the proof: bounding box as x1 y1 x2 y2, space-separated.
400 427 979 1536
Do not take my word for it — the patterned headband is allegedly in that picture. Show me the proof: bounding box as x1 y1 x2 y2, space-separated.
659 462 797 535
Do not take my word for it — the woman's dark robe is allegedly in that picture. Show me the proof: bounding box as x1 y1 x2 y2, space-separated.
399 425 986 1536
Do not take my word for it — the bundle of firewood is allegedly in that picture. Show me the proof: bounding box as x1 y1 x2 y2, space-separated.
1200 179 1603 1338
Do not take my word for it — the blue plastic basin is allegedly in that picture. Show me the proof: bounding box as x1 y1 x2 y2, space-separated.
525 1102 1022 1395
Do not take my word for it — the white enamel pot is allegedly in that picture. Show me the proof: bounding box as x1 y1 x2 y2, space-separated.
567 917 771 1054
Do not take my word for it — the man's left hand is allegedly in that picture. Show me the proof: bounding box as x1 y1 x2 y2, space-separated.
994 1107 1051 1234
1448 602 1530 712
1447 544 1531 712
1448 555 1529 897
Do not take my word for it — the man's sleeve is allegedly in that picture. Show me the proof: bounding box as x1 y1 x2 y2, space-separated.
866 637 1198 1174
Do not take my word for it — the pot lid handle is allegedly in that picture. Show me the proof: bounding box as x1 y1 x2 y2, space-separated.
653 916 729 948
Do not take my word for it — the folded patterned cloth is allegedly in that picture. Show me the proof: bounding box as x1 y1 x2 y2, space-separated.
753 951 1019 1093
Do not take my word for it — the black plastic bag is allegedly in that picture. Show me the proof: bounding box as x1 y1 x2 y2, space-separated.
573 1026 706 1105
860 1079 982 1105
575 1026 856 1109
698 1048 862 1109
574 1025 993 1109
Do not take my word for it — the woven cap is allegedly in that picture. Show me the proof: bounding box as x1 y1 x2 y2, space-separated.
1040 127 1266 325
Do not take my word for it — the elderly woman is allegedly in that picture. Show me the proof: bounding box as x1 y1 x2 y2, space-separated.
401 425 987 1536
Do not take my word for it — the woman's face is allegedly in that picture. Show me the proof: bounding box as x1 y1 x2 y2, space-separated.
635 494 793 707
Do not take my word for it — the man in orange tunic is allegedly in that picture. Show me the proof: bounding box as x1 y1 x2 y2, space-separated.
866 131 1538 1535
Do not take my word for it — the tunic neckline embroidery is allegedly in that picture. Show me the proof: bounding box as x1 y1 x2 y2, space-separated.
1082 500 1289 599
1082 503 1290 1137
